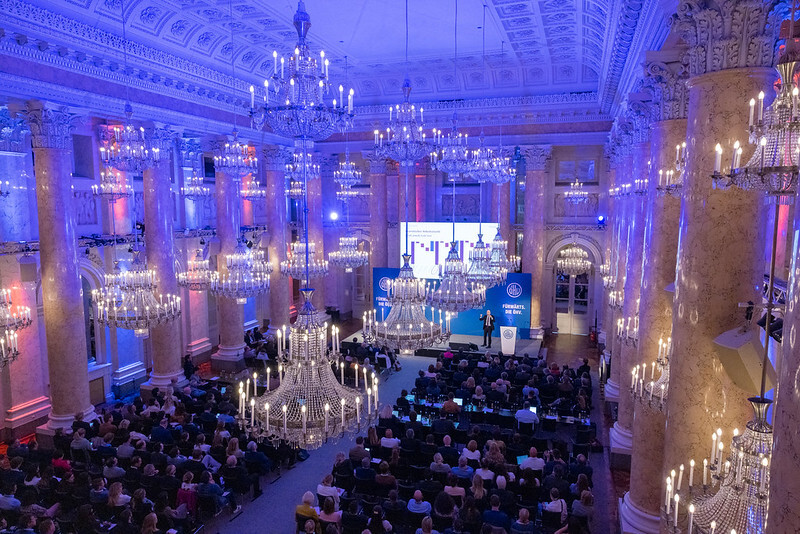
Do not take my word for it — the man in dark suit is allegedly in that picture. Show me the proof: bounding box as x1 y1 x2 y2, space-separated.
479 310 496 348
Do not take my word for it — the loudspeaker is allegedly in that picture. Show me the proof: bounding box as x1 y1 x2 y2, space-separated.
713 327 777 393
18 254 38 284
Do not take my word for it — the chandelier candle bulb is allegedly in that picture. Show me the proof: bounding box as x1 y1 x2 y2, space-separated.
341 398 346 430
246 379 250 401
301 405 306 434
324 403 329 434
731 140 740 169
354 364 358 388
279 364 283 385
674 495 680 527
689 459 695 487
265 403 269 431
373 384 378 410
649 381 654 401
688 504 695 534
758 91 765 122
665 477 672 510
249 85 254 108
355 396 360 421
651 361 655 380
677 464 684 491
366 387 371 414
703 459 708 485
759 457 768 494
718 442 724 467
671 469 676 489
749 98 755 127
276 330 282 358
710 521 717 534
714 144 723 173
660 384 665 404
250 398 255 427
711 433 717 462
340 362 344 385
253 372 257 398
266 368 270 392
282 404 287 436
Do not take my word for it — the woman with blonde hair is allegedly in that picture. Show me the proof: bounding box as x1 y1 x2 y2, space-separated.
140 512 160 534
461 440 481 461
469 474 487 506
107 481 131 506
225 437 243 458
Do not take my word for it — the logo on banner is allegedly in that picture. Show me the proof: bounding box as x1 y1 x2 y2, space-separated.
379 277 391 292
506 282 523 298
503 328 515 340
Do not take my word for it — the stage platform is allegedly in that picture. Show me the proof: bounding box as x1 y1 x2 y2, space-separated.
341 331 542 359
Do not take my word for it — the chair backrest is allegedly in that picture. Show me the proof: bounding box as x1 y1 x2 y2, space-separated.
540 509 563 527
482 525 508 534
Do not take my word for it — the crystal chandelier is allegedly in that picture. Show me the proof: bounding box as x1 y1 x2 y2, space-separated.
335 183 360 202
631 335 671 412
557 244 591 276
0 288 32 367
99 111 165 174
608 289 624 310
250 290 374 449
281 241 329 280
182 170 212 201
364 254 451 353
466 232 503 290
428 177 486 312
364 166 449 352
564 178 589 203
249 2 354 140
486 149 518 185
333 150 362 188
177 249 215 292
711 45 800 203
468 134 496 183
92 249 181 338
657 143 686 196
328 236 369 273
240 178 267 201
663 397 772 534
286 179 305 200
488 229 520 280
214 130 257 181
91 167 132 202
286 150 320 181
427 243 486 312
209 241 271 304
0 180 11 198
373 0 430 168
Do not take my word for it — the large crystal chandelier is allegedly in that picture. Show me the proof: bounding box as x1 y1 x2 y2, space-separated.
281 241 329 280
249 1 354 140
468 134 496 183
711 46 800 204
466 232 503 289
92 167 132 201
92 249 181 338
209 241 271 304
364 254 450 353
182 170 212 202
556 244 592 276
428 177 486 312
177 249 215 291
488 229 520 281
364 168 449 352
252 290 374 449
373 0 430 168
335 183 360 202
0 289 32 367
99 111 166 174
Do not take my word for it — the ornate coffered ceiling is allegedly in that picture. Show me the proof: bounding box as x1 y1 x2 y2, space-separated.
0 0 671 134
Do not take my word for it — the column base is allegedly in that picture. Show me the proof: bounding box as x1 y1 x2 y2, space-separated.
186 337 213 365
211 343 247 373
141 372 189 399
619 493 660 534
3 396 51 440
605 377 621 402
36 405 98 446
610 422 633 455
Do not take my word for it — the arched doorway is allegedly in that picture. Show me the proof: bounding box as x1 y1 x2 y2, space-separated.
555 268 591 335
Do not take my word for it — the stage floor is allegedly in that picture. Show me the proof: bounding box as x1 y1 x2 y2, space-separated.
342 330 542 358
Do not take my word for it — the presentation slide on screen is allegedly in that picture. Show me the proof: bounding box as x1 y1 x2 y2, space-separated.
400 222 499 280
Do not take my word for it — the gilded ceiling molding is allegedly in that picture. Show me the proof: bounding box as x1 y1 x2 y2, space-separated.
672 0 789 77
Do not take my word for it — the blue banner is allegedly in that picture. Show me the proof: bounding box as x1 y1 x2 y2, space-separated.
372 268 532 339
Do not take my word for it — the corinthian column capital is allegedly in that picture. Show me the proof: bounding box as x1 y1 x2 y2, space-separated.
362 151 388 174
519 145 552 171
23 103 75 150
672 0 788 77
642 60 689 121
262 145 293 171
0 107 29 153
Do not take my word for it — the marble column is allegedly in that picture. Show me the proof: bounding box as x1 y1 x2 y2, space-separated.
26 103 95 430
601 161 617 349
621 118 686 533
365 154 388 270
307 163 325 312
142 137 183 388
768 172 800 529
491 181 513 248
661 67 773 495
611 139 649 457
606 152 632 402
211 147 246 371
264 147 291 331
520 146 552 337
